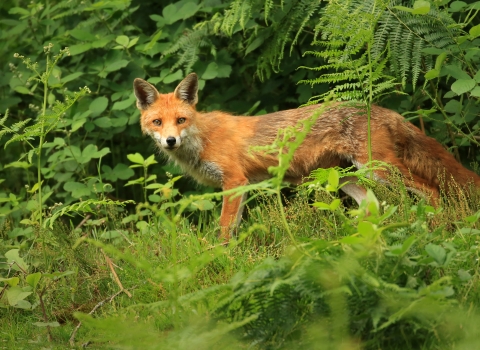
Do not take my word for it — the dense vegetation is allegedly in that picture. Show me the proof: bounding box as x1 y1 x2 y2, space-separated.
1 0 480 348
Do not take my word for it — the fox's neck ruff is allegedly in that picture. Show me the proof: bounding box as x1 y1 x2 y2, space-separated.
159 127 224 188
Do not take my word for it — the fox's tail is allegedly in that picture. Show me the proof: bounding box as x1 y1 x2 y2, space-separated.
399 121 480 191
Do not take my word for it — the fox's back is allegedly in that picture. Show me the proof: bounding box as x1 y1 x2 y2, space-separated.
232 104 407 183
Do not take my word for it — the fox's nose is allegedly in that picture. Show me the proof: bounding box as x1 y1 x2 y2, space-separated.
166 137 176 147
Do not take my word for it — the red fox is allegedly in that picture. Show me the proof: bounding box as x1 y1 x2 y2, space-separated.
134 73 480 239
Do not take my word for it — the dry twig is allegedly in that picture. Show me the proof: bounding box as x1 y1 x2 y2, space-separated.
101 249 132 298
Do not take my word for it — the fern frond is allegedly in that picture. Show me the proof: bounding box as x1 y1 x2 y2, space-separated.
163 27 211 73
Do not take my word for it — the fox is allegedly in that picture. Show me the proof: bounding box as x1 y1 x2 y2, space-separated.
134 73 480 240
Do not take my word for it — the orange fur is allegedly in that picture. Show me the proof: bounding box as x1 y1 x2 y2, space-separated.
134 73 480 240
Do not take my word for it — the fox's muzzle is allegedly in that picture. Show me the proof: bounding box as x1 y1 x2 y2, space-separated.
166 137 176 147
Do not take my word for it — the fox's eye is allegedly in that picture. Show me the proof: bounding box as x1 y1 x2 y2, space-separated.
177 118 186 124
152 119 161 126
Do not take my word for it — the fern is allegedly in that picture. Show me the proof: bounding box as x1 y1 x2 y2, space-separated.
220 0 256 35
302 0 460 97
3 87 89 149
373 1 458 89
174 0 322 79
162 27 212 73
299 0 398 104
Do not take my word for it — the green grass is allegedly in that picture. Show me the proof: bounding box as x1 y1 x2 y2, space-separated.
1 177 480 349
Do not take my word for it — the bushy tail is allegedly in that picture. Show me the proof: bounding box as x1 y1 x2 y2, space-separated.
400 122 480 191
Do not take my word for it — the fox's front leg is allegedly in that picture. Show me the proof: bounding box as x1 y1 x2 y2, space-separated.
219 177 248 241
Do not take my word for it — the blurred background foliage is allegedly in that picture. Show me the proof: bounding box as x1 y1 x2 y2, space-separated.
0 0 479 214
0 0 331 215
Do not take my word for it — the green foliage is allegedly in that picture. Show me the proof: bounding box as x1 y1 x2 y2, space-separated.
209 0 322 79
300 0 398 103
1 0 480 349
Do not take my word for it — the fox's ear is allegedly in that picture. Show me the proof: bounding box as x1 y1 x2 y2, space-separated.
174 73 198 106
133 78 159 110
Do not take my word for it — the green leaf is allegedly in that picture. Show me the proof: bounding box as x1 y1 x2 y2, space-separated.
5 249 28 272
444 99 462 113
9 7 30 16
83 144 110 159
330 198 341 211
474 71 480 83
425 243 446 265
72 186 91 198
5 161 31 169
451 78 476 95
28 181 42 194
113 163 135 180
6 287 32 307
0 277 19 287
94 117 112 128
358 221 375 236
127 153 145 164
127 37 139 49
366 189 379 215
69 29 97 41
393 5 413 13
434 52 448 71
399 235 416 254
470 24 480 38
163 70 183 84
61 72 83 84
148 194 162 203
69 43 92 56
26 273 42 289
458 269 472 281
443 65 470 80
217 64 232 78
190 199 214 211
71 118 87 132
112 95 135 110
115 35 129 47
92 38 112 48
312 202 331 210
450 1 467 12
89 97 109 116
327 169 339 190
64 181 87 191
144 154 158 167
14 86 31 95
245 37 265 55
470 86 480 97
104 60 129 72
202 62 218 80
111 116 129 127
125 178 144 186
177 2 201 20
163 4 182 24
412 0 430 14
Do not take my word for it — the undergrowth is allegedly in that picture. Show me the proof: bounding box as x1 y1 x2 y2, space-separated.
2 176 480 349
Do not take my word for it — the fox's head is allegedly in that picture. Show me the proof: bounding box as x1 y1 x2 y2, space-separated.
133 73 199 152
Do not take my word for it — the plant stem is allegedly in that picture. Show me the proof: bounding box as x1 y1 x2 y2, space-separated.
38 286 53 342
366 43 373 177
37 55 49 228
427 80 461 161
143 165 148 202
